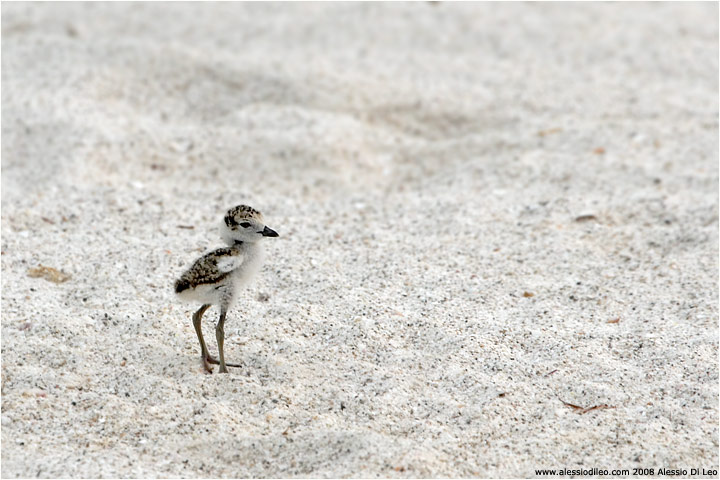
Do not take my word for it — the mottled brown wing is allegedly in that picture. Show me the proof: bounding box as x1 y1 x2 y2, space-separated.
174 248 241 293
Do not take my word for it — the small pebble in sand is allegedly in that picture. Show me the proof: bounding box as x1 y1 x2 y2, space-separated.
27 265 71 283
574 214 598 223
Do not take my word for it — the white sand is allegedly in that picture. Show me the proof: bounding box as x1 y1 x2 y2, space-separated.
1 3 718 478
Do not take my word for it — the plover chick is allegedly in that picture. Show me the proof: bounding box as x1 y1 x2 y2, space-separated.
174 205 279 373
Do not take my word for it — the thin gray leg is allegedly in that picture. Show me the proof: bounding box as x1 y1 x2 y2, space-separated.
192 304 213 373
216 309 228 373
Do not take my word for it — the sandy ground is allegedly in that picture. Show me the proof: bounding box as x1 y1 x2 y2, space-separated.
1 3 718 478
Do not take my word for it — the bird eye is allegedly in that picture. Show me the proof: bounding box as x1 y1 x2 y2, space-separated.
240 222 251 228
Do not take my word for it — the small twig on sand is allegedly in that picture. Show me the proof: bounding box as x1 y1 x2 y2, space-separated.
559 398 615 414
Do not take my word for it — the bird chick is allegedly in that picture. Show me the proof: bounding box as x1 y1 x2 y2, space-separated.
175 205 279 373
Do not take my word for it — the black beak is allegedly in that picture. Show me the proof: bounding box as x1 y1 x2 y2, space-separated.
261 226 279 237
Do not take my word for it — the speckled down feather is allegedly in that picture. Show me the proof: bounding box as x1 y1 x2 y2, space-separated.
174 247 242 294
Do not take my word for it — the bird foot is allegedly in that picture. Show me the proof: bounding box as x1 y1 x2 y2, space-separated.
202 355 241 373
202 356 214 374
